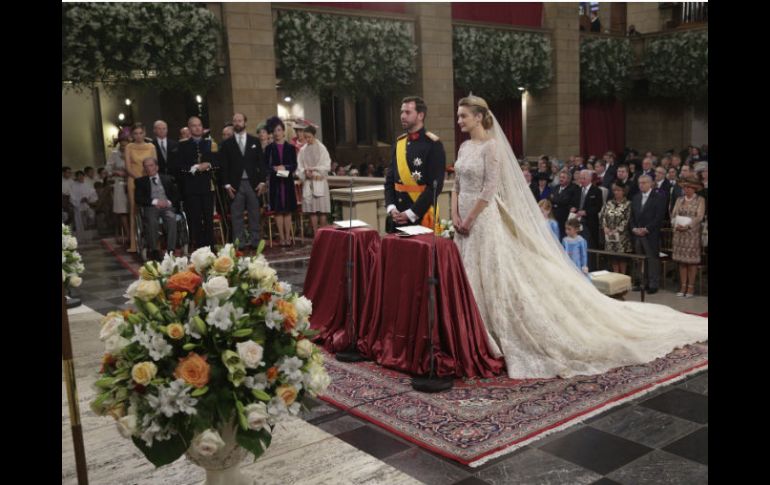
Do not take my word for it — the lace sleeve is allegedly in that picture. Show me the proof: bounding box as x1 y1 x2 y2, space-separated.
479 139 500 202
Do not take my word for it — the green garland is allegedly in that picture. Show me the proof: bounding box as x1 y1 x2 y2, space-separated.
62 3 222 93
275 10 417 97
643 30 708 102
453 26 552 101
580 37 633 99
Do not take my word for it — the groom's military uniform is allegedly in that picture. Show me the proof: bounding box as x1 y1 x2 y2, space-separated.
384 127 446 233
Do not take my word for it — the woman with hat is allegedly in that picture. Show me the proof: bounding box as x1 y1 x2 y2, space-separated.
670 176 706 297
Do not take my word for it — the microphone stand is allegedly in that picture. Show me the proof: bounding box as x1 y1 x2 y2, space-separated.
336 176 366 362
412 180 453 392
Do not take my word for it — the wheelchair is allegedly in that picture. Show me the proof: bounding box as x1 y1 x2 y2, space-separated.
135 202 190 262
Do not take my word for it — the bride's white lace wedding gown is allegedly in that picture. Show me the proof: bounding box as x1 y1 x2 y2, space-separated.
453 137 708 379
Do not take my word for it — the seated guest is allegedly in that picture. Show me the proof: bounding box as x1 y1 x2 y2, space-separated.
599 182 633 275
70 170 99 239
134 157 180 261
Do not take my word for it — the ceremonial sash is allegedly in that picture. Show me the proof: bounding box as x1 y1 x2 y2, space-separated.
395 137 437 230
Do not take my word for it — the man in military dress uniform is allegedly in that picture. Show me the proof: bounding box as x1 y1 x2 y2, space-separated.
171 116 218 249
384 96 446 233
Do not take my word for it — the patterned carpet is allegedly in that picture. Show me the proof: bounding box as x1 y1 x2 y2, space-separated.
318 338 708 468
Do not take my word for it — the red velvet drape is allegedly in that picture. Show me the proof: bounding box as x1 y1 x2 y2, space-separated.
454 91 523 159
580 98 626 158
451 3 543 27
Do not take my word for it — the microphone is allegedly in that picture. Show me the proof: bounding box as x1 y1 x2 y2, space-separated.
336 176 366 363
412 179 453 392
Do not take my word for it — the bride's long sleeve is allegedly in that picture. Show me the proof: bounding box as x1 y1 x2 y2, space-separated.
479 139 501 202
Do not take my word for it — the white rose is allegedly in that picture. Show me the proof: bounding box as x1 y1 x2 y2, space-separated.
236 341 264 369
202 276 235 300
99 315 125 341
191 247 215 272
66 236 78 250
105 335 130 354
69 275 82 287
305 363 331 394
247 259 277 285
116 415 137 438
295 296 313 320
62 269 67 282
192 429 225 457
296 339 314 359
244 402 270 431
135 280 162 301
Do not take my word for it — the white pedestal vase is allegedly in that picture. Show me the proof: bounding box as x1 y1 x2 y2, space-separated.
186 423 252 485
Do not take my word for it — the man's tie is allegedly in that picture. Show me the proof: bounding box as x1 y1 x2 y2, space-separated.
238 135 245 156
160 140 167 160
152 176 158 185
580 187 587 209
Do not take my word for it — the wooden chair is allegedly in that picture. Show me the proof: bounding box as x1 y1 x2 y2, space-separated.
294 181 307 240
659 226 675 290
260 193 294 248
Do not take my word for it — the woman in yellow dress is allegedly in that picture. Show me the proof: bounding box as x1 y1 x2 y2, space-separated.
124 122 157 252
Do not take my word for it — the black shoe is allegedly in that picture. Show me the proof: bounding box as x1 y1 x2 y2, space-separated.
632 286 642 292
647 288 659 295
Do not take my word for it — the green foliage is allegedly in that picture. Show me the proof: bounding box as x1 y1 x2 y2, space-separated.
580 36 634 99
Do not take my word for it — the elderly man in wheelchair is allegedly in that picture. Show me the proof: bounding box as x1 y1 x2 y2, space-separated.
134 157 188 262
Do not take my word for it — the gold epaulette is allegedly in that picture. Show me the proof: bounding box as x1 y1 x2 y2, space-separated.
425 131 440 142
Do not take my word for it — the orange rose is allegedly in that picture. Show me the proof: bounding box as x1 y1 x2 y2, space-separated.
266 366 279 383
276 384 298 406
166 271 202 293
174 352 210 388
169 291 188 311
276 300 298 332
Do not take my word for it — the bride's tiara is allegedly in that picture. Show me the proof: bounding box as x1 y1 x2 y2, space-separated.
460 92 489 110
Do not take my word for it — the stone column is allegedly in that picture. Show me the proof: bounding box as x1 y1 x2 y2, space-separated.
210 2 278 132
406 3 456 163
525 3 580 160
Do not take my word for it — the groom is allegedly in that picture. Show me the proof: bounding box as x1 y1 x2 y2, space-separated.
385 96 446 233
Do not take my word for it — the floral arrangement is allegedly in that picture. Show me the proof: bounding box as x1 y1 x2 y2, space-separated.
62 3 222 92
62 223 84 288
643 29 708 103
580 36 634 99
453 26 552 101
438 219 455 240
90 243 331 467
275 10 417 97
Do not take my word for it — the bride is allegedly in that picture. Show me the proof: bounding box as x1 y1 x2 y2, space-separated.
451 95 708 379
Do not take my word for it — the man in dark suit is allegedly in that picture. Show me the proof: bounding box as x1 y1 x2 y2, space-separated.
219 113 267 250
385 96 446 232
134 157 180 261
550 170 580 239
665 167 683 215
614 164 638 199
575 169 603 250
152 120 179 176
640 157 656 179
629 174 667 294
652 166 672 219
171 116 218 250
601 151 618 188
